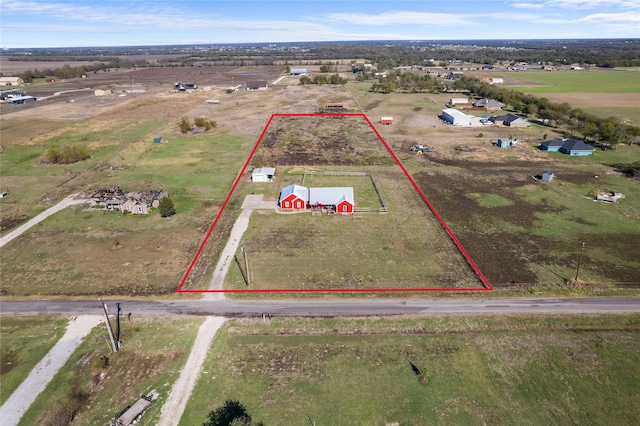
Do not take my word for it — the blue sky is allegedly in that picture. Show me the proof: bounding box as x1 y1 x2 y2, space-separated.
1 0 639 48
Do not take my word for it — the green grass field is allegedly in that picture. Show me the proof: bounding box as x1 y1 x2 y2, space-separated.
17 316 203 426
0 316 68 405
179 314 640 426
502 69 640 93
0 117 255 296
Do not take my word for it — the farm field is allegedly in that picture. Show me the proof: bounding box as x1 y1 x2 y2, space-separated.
1 66 639 297
347 80 640 288
16 316 203 426
0 316 68 405
497 68 640 124
180 314 640 426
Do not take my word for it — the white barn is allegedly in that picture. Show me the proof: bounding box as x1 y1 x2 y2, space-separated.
442 108 471 126
252 167 275 182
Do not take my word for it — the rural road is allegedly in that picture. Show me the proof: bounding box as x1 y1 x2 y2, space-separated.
1 297 639 317
0 194 85 248
157 317 226 426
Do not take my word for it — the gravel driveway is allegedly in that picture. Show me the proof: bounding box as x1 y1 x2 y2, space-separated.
0 315 102 426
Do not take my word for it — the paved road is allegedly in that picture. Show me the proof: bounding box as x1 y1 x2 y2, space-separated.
1 297 639 317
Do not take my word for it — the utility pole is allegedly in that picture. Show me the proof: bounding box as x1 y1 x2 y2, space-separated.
100 298 117 352
574 241 586 282
241 246 250 286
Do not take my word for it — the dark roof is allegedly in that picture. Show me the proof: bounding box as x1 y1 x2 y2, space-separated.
560 139 593 152
541 139 593 152
540 140 566 148
246 80 268 89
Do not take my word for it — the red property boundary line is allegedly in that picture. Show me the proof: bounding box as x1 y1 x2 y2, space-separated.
177 113 492 293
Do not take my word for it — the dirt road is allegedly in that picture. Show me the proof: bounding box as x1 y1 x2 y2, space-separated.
0 315 102 426
157 316 227 426
0 194 85 248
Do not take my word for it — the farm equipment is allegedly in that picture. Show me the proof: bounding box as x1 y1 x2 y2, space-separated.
410 145 435 154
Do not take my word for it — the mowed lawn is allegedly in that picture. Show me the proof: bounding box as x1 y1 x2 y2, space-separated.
220 166 483 292
180 314 640 426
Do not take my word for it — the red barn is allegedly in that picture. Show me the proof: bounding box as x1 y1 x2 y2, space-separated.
279 184 308 210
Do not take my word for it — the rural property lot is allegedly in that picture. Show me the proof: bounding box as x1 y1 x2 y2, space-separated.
178 113 486 293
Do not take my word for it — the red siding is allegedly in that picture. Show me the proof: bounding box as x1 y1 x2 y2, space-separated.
281 194 305 210
337 200 354 214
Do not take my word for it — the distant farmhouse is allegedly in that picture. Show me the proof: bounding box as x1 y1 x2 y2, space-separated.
0 77 24 86
89 188 169 215
174 82 197 91
540 139 594 156
279 184 354 214
246 80 268 91
490 114 529 127
472 98 503 111
0 90 25 100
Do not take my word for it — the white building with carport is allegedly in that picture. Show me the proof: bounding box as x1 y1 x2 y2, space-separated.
251 167 276 182
441 108 472 126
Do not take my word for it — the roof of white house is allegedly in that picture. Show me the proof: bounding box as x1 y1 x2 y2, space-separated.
252 167 275 175
0 77 22 83
280 184 308 201
309 187 354 206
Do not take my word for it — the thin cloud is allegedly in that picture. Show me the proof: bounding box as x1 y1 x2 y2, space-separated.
577 11 640 24
512 3 544 9
542 0 639 9
324 11 472 26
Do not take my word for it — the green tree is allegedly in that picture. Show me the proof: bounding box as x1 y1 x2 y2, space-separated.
203 400 264 426
179 116 191 133
158 197 176 217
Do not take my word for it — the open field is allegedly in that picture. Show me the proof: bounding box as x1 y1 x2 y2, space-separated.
497 69 640 125
0 316 68 405
347 81 640 288
500 69 640 93
16 316 203 426
180 314 640 426
1 66 639 297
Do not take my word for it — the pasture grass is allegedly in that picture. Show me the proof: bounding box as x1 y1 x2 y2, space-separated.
180 314 640 426
222 167 482 292
503 69 640 93
18 316 203 426
0 316 68 405
1 119 254 296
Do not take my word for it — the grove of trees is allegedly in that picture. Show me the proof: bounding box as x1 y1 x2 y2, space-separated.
40 145 90 164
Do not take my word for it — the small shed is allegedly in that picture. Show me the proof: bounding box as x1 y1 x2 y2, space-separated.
497 139 512 148
252 167 275 182
153 136 162 144
380 117 393 125
541 170 555 182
